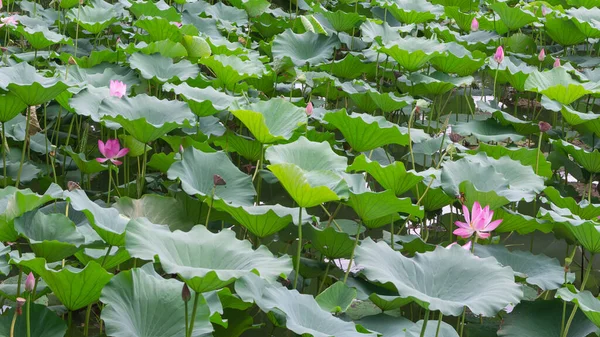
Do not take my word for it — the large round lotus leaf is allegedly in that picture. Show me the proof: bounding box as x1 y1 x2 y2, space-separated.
306 220 361 259
0 303 67 337
382 0 443 24
272 29 340 67
348 154 422 196
235 273 375 337
556 287 600 329
340 81 413 114
539 205 600 253
379 37 446 72
490 2 536 31
453 118 524 142
360 21 404 45
67 0 121 34
163 82 237 117
497 300 596 337
315 281 357 314
543 186 600 220
551 139 600 173
14 211 84 263
112 194 196 232
430 42 486 76
212 131 262 161
0 185 59 242
199 54 266 90
130 1 180 20
0 92 27 123
493 207 553 234
316 9 365 32
473 143 552 178
125 218 292 292
347 190 424 223
101 264 214 337
324 110 428 152
167 148 256 206
212 199 310 238
62 146 108 174
545 15 587 46
491 56 536 92
133 17 183 43
100 94 195 143
317 53 373 80
567 7 600 38
358 314 459 337
397 71 473 96
129 52 199 83
266 136 347 171
0 62 68 106
17 25 72 50
560 104 600 138
11 257 112 311
64 189 129 247
524 67 599 105
75 246 131 271
477 100 538 135
443 152 545 202
230 98 307 144
355 239 523 316
473 244 574 291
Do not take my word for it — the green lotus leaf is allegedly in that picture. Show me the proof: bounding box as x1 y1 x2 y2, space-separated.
126 218 292 292
199 54 267 90
497 300 595 337
306 220 360 259
560 104 600 137
228 0 270 17
67 0 122 34
324 110 427 152
477 100 539 134
556 287 600 329
0 92 27 123
266 136 347 171
359 314 459 337
524 67 598 105
543 186 600 220
494 207 553 234
348 154 422 196
379 37 446 72
1 114 52 155
347 190 423 224
14 211 84 263
360 20 404 45
212 199 310 238
167 147 256 206
59 0 79 9
474 244 574 291
129 52 199 83
538 205 600 253
12 258 112 311
566 7 600 38
398 71 473 96
453 118 525 142
551 139 600 173
545 15 587 46
316 281 357 314
62 145 107 174
316 9 365 32
113 194 197 232
212 131 262 161
204 2 248 25
491 55 537 91
64 189 129 246
318 53 374 80
430 42 486 76
181 35 211 59
441 153 545 203
101 264 213 337
0 303 67 337
75 246 130 271
382 0 444 24
0 62 68 106
472 143 552 178
490 2 536 31
444 6 476 31
129 1 180 21
0 185 59 242
134 17 183 43
231 98 307 144
17 26 72 50
355 239 522 316
235 273 375 337
272 29 340 66
341 81 413 113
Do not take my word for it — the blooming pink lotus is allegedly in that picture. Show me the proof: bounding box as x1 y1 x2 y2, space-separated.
306 102 313 116
96 139 129 166
454 202 502 239
0 16 18 27
109 80 126 98
494 46 504 64
471 18 479 32
538 49 545 62
553 58 561 68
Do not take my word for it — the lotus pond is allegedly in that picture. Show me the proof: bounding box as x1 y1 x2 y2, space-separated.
3 0 600 336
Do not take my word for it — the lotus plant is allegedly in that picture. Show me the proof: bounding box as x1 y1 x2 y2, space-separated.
553 58 561 68
454 202 502 240
25 272 35 337
470 18 479 32
538 49 545 62
97 139 129 202
492 46 504 101
109 80 127 98
306 102 313 116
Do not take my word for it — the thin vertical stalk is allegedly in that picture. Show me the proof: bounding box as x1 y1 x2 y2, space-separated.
83 303 92 336
562 253 595 337
2 122 6 186
293 206 303 289
317 262 331 294
435 313 443 337
420 309 430 337
187 292 200 337
15 107 32 186
343 222 363 283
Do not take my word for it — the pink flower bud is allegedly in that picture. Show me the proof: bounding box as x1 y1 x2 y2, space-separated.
494 46 504 64
25 272 35 292
538 49 545 62
538 121 551 133
470 18 479 32
306 102 313 116
182 283 191 302
213 174 226 186
553 58 561 68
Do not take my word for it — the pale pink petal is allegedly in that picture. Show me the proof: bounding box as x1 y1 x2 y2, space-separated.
98 139 106 157
462 241 472 250
471 202 482 225
110 159 123 166
115 148 129 158
96 157 109 163
477 232 491 239
105 139 121 158
454 221 470 229
485 219 503 232
453 228 474 239
462 204 471 225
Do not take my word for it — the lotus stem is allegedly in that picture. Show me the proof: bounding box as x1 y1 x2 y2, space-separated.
435 313 443 337
107 164 113 203
84 303 92 336
293 206 303 289
68 310 73 337
562 253 594 337
317 261 331 294
74 1 81 58
15 106 32 186
408 105 419 199
101 245 113 268
187 292 200 337
138 143 148 198
26 292 31 337
205 186 216 226
9 308 17 337
343 222 363 283
420 309 430 337
2 122 7 186
588 175 594 203
493 65 499 103
184 300 189 337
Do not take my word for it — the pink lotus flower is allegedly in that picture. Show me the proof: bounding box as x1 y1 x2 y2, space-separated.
96 139 129 166
448 241 472 250
538 49 545 62
0 0 3 10
541 5 548 16
306 102 313 116
0 16 18 27
454 202 502 239
25 272 35 292
109 80 126 98
471 18 479 32
172 22 182 28
553 58 561 68
494 46 504 64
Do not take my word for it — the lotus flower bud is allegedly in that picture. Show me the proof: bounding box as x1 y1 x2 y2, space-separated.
470 18 479 32
68 56 77 65
538 49 545 62
24 272 35 292
67 181 81 191
213 174 226 186
538 121 551 133
494 46 504 64
179 145 184 154
181 283 191 302
553 58 561 68
306 102 313 116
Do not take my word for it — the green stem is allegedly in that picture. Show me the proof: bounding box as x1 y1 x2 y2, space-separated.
343 222 363 283
293 206 303 289
317 262 331 294
138 143 148 198
588 175 594 203
435 313 443 337
107 165 112 203
184 300 189 337
459 306 466 337
493 66 499 103
205 187 216 226
26 293 31 337
83 303 92 336
420 309 430 337
68 310 73 337
9 308 17 337
15 107 32 186
2 122 6 186
562 253 595 337
187 292 200 337
101 245 113 268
